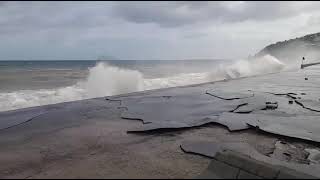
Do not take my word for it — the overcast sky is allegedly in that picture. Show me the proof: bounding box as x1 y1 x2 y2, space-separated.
1 1 320 60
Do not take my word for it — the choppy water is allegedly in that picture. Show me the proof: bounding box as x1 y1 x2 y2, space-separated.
0 55 288 111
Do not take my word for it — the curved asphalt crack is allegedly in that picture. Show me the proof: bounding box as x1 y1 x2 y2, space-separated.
294 100 320 113
229 103 250 113
0 112 47 131
265 92 320 113
105 98 122 105
205 90 254 100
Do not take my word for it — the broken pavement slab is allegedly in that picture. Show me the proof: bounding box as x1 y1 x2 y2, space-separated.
197 150 317 179
247 114 320 143
215 112 251 131
181 140 320 178
127 116 218 133
118 88 320 143
306 148 320 164
205 89 254 100
180 140 266 161
0 65 320 178
295 99 320 112
270 141 309 164
120 94 247 132
197 158 240 179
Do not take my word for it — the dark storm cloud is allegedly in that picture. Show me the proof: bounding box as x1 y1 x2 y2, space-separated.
0 1 8 6
113 1 320 27
1 1 319 33
0 1 320 60
0 1 114 35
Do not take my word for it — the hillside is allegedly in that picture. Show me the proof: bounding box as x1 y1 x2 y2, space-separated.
255 32 320 64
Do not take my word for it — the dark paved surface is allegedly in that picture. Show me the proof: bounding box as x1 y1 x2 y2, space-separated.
198 150 317 179
0 66 320 178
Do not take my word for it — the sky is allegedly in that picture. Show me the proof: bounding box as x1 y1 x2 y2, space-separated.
1 1 320 60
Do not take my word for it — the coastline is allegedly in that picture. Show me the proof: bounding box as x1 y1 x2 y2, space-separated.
1 67 320 178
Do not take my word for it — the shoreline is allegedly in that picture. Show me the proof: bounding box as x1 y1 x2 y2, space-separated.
1 67 320 178
0 68 296 113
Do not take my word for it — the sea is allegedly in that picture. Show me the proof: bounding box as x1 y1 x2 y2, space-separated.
0 56 289 112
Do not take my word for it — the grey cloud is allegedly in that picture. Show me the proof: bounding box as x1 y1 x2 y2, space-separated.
1 1 319 34
113 1 320 27
0 1 320 60
111 2 193 27
112 1 215 27
0 1 115 35
183 32 208 39
307 15 320 26
0 1 8 6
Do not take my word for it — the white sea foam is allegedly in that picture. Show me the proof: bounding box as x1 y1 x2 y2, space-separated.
83 62 144 98
207 54 286 81
0 54 286 112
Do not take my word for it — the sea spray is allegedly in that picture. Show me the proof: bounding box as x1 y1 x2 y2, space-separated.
0 55 287 112
207 54 286 81
84 62 144 98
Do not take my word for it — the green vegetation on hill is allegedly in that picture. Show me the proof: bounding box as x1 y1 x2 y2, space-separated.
255 32 320 63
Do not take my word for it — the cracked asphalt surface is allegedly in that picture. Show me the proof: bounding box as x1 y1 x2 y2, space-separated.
1 66 320 178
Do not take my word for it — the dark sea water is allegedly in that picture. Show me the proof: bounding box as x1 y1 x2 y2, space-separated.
1 60 242 111
0 60 229 92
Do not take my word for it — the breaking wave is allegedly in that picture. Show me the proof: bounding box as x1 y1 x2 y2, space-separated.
0 54 285 112
207 54 286 81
